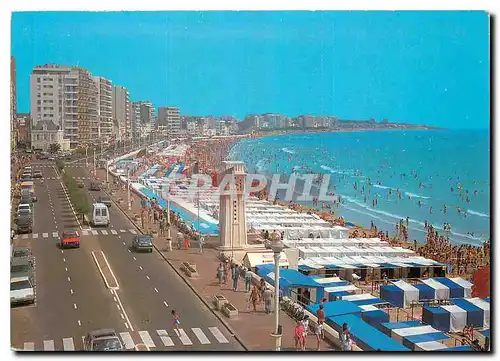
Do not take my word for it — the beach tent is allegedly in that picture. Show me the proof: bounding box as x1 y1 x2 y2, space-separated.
323 285 358 300
415 284 435 301
380 285 405 307
414 341 449 351
440 345 473 351
440 305 467 332
391 325 441 343
451 298 485 328
433 278 466 298
393 280 419 308
307 300 363 318
421 278 450 300
465 298 490 328
360 308 390 329
379 321 422 337
449 277 473 298
422 306 451 332
344 294 386 306
403 331 449 350
328 314 409 351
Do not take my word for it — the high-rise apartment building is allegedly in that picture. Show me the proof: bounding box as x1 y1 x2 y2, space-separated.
30 65 98 148
11 56 17 147
93 76 113 141
112 85 131 141
131 101 155 138
158 106 181 138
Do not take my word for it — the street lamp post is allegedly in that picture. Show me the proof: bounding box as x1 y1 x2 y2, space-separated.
93 149 96 177
269 241 284 351
127 167 131 211
85 146 88 167
106 160 109 188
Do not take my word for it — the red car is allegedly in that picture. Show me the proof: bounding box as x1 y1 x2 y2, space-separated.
60 231 81 248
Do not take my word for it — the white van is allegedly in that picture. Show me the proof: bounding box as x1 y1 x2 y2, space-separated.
92 203 110 227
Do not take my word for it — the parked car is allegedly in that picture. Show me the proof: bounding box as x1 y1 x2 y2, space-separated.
11 247 33 266
83 329 124 351
60 231 81 248
10 258 34 280
77 180 85 188
32 170 43 178
132 235 153 253
90 181 101 191
10 276 35 306
16 215 32 234
98 196 112 207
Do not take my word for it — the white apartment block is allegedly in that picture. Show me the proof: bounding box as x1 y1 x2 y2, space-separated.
158 106 181 138
30 65 98 148
131 101 155 139
93 76 113 141
112 85 131 141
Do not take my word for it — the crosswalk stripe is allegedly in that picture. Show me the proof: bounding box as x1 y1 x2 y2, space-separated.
82 230 89 236
23 342 35 351
91 230 98 236
139 331 156 348
174 329 193 346
52 232 58 238
119 332 135 350
21 234 29 239
62 337 75 351
111 229 118 235
192 328 211 344
129 229 137 235
13 235 18 240
101 230 108 235
120 229 126 233
208 327 229 343
43 340 55 351
33 233 38 239
43 233 49 238
157 330 174 347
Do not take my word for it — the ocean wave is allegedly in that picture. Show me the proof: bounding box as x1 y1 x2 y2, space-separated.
373 184 394 190
320 165 335 173
281 147 295 154
467 209 490 218
405 192 430 199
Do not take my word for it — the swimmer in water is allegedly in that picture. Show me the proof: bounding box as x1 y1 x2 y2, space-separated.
429 207 433 214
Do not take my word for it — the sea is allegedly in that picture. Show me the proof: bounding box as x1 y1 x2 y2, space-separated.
228 129 490 246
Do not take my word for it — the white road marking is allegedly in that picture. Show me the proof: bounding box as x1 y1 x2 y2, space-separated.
63 258 66 262
101 230 108 235
23 342 35 351
146 275 150 280
139 331 156 348
116 304 121 310
67 277 71 282
122 242 126 246
208 327 229 343
13 235 18 240
120 229 126 233
154 287 159 293
65 268 68 272
91 230 98 236
192 328 211 344
163 301 169 307
73 303 77 309
62 337 75 351
70 289 74 295
119 332 135 350
111 229 118 235
52 232 58 238
174 329 193 345
128 249 131 253
120 313 125 319
129 229 137 234
133 257 136 261
43 340 55 351
82 230 89 236
111 289 134 332
32 233 38 239
77 320 81 326
21 234 29 239
139 266 143 270
157 330 175 347
125 322 129 329
113 297 117 302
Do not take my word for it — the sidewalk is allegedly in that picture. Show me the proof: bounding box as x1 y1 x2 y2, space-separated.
98 169 335 351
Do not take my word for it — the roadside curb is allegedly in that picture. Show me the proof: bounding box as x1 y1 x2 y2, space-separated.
103 187 249 351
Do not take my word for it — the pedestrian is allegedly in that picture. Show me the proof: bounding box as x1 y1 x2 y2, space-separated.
223 260 230 284
231 264 240 291
294 320 304 351
314 319 324 351
216 263 225 288
244 268 252 292
258 278 266 302
11 229 15 242
316 304 325 325
159 218 165 236
183 237 190 249
263 286 273 314
340 323 352 351
301 315 309 351
171 310 181 331
249 285 259 312
198 235 205 253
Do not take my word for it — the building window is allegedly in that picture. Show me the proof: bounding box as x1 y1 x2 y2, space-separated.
37 78 41 83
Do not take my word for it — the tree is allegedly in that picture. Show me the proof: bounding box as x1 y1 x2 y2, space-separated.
49 143 61 154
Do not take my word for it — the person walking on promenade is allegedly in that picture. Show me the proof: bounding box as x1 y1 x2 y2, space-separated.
294 321 305 351
316 304 325 325
301 315 310 351
249 285 259 312
314 319 324 351
231 264 239 291
340 323 352 351
216 263 225 288
263 286 273 314
258 278 266 302
159 217 165 236
198 235 205 253
244 268 252 292
223 260 230 285
183 236 190 249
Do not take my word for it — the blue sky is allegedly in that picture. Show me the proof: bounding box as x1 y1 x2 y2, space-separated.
12 11 489 129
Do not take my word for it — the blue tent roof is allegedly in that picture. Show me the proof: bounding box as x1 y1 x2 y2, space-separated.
480 329 490 338
452 298 485 328
379 321 422 336
403 332 449 350
484 297 490 303
440 345 473 351
415 283 435 300
380 285 404 307
329 314 410 351
433 277 465 298
422 306 451 332
307 300 363 318
350 297 386 306
256 265 332 289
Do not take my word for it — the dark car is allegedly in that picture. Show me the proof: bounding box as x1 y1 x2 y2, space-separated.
77 180 85 188
20 195 34 206
132 235 153 253
83 329 124 351
16 215 32 234
98 196 112 207
10 258 34 280
12 247 33 264
90 181 100 191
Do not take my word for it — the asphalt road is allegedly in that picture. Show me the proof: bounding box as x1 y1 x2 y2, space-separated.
11 162 243 351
